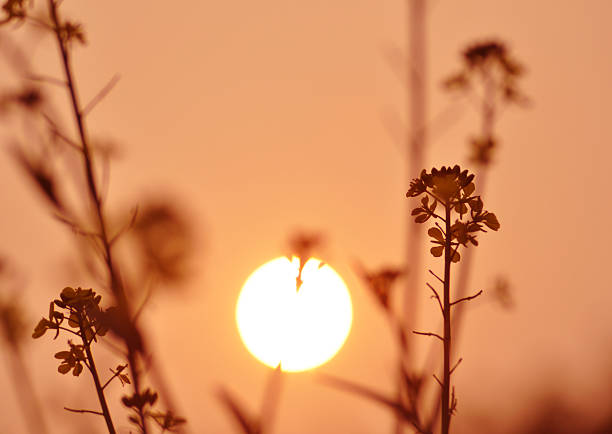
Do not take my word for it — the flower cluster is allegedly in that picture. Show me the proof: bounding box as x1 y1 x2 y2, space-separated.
407 166 474 203
442 40 525 102
122 388 158 410
122 388 185 432
149 410 187 433
33 287 109 342
407 166 499 263
0 0 30 24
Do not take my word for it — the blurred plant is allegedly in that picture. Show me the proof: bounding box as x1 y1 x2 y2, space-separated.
406 165 499 434
439 40 526 375
0 257 49 434
443 40 528 165
323 265 431 433
1 1 189 433
219 364 283 434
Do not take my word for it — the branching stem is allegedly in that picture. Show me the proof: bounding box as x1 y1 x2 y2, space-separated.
47 1 148 432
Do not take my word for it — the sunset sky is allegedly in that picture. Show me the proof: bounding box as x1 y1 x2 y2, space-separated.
1 1 612 433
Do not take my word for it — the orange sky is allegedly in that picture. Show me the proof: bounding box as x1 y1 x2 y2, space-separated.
1 1 612 433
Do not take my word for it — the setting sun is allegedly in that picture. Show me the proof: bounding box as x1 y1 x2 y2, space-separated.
236 257 352 372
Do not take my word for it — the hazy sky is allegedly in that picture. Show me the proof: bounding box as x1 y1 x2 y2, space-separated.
1 1 612 433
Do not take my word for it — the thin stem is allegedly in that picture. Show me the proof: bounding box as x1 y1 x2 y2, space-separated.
102 364 128 390
78 314 116 434
64 407 104 416
47 2 149 432
426 282 444 315
441 202 452 434
413 330 444 341
451 290 483 306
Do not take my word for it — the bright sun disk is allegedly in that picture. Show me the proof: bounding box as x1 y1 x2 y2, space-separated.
236 257 352 372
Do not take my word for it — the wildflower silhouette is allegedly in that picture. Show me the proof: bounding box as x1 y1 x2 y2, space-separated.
33 287 119 433
407 165 499 434
443 40 527 165
122 388 186 433
0 1 189 432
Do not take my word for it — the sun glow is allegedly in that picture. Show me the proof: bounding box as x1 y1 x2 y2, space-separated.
236 257 352 372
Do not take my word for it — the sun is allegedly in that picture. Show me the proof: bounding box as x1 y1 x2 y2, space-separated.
236 256 352 372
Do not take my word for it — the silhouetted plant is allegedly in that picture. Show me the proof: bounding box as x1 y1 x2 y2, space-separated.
443 40 527 166
406 165 499 434
437 40 525 384
324 264 430 433
1 1 188 432
219 364 283 434
32 287 119 432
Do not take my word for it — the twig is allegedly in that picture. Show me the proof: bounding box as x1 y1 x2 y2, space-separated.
42 113 81 150
64 407 104 416
428 269 444 284
82 74 120 117
27 73 66 87
109 206 139 245
432 374 442 388
413 330 444 341
449 358 463 376
450 290 483 306
102 364 128 390
426 282 444 315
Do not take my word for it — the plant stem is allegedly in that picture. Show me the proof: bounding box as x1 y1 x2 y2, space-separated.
79 318 116 434
441 203 452 434
47 2 149 432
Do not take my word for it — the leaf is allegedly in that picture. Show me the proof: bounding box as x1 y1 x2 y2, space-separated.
218 388 258 434
455 202 468 215
430 246 444 257
54 351 71 360
467 222 481 233
484 213 500 231
58 363 71 374
463 182 475 196
469 197 483 213
32 328 46 338
415 213 429 223
451 250 461 263
68 313 80 328
429 199 438 213
72 363 83 376
320 374 419 426
411 208 423 216
32 318 49 338
428 227 444 242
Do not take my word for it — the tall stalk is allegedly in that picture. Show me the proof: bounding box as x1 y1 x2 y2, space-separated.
407 165 500 434
47 1 147 431
441 203 452 434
